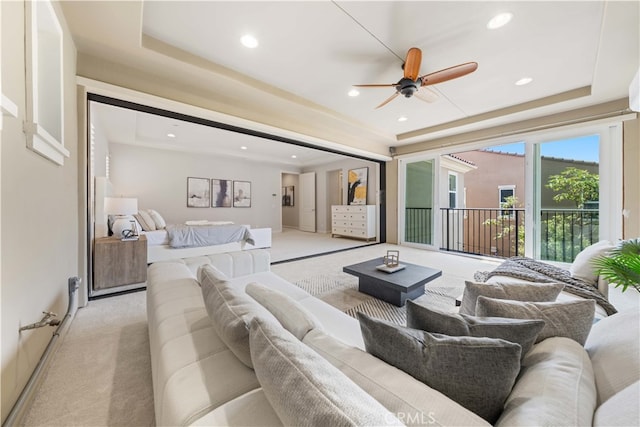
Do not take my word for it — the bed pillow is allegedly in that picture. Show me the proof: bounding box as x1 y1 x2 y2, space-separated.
406 300 544 358
570 240 614 285
147 209 166 229
475 296 596 345
245 282 323 340
459 280 565 315
135 211 156 231
250 317 403 427
357 312 521 424
199 264 277 368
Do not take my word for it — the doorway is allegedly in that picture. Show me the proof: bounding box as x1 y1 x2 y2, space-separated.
281 172 299 230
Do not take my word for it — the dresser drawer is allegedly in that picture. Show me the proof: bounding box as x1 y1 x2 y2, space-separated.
332 220 350 228
348 221 367 229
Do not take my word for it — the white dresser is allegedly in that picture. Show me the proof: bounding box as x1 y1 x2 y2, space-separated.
331 205 376 241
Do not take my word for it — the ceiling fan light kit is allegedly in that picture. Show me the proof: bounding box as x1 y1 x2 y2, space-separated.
354 47 478 109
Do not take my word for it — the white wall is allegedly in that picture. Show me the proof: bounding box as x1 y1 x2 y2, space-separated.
1 1 80 421
109 143 287 231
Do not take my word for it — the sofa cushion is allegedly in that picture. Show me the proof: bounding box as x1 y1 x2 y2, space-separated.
570 240 614 284
199 264 277 368
476 296 595 345
302 328 491 426
496 337 597 427
249 317 403 427
593 381 640 427
357 313 521 424
245 281 323 340
406 300 544 358
459 280 565 315
586 309 640 404
190 389 283 427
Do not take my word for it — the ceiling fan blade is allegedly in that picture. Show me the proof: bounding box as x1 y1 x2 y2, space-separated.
420 62 478 86
375 92 400 109
414 87 439 103
353 83 397 88
403 47 422 80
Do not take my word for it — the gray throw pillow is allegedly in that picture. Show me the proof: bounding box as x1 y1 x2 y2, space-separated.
199 264 277 368
407 300 545 358
475 296 596 345
459 280 565 315
249 317 404 427
357 313 521 424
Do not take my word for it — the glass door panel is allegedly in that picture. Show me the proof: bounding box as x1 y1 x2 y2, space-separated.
537 135 600 262
405 160 435 245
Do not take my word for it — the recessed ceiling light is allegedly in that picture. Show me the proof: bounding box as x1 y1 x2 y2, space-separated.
515 77 533 86
240 146 248 150
487 12 513 29
348 89 360 97
291 155 297 159
398 116 408 122
167 133 176 138
240 34 258 48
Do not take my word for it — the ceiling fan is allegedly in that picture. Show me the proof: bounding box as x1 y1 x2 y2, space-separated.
354 47 478 109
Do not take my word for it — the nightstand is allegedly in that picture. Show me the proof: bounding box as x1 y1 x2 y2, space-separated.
93 235 147 291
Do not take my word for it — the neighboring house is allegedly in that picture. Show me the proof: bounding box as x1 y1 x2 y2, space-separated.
456 149 599 210
452 149 600 257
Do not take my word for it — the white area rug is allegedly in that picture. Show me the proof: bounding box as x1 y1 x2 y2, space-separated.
293 273 460 324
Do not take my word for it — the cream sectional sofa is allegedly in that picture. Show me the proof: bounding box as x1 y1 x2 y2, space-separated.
146 249 639 426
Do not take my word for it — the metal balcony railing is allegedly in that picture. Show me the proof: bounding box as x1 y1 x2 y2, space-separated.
404 207 599 261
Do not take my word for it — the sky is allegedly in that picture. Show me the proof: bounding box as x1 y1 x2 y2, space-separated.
487 134 600 163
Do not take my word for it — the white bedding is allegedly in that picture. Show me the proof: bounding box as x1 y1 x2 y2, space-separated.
142 221 238 247
145 227 272 264
142 229 169 246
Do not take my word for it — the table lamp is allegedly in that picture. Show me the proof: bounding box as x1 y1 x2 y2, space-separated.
104 197 138 238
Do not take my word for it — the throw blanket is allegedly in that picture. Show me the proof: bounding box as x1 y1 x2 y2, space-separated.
475 257 617 316
166 224 255 249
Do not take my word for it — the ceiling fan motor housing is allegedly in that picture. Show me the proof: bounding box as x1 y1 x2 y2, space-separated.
397 77 420 98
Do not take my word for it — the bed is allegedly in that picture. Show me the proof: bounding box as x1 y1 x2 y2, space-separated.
138 220 271 264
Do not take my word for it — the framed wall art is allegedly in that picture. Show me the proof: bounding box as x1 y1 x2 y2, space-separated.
211 179 232 207
187 177 210 208
348 167 368 205
233 180 251 207
282 186 294 207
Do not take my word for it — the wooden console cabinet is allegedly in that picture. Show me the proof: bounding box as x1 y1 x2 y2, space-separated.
331 205 376 241
93 235 147 291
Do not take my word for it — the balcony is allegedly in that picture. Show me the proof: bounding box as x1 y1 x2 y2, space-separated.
406 207 599 262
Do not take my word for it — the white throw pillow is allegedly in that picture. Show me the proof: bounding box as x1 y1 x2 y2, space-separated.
147 209 166 229
496 337 597 427
245 282 323 340
586 309 640 405
570 240 614 285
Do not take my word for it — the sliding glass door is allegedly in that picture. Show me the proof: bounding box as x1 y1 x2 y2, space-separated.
401 157 436 248
398 121 623 260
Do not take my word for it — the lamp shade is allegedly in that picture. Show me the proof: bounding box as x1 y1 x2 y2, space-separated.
104 197 138 215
